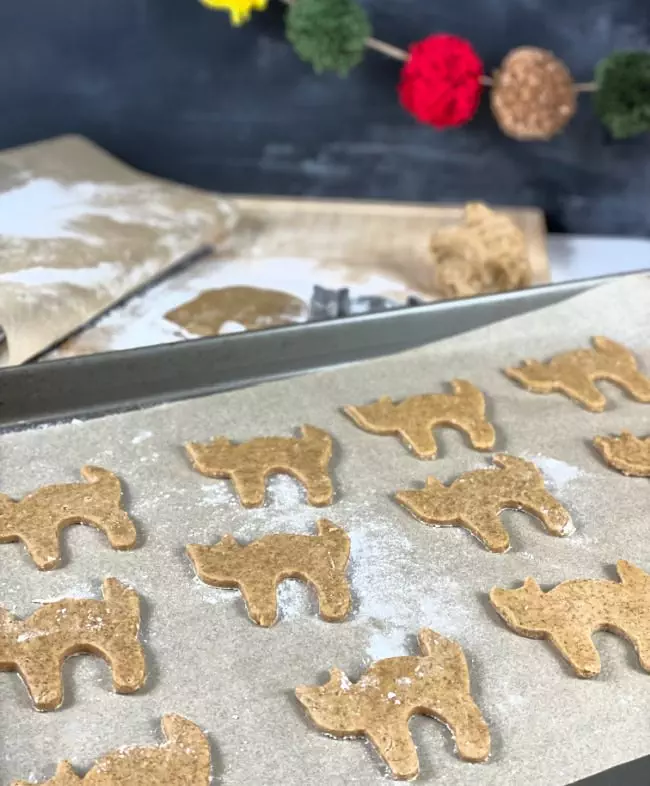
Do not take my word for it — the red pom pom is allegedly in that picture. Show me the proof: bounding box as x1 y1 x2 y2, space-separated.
398 34 484 129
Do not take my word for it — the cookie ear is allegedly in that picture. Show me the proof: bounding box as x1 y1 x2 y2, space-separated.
332 666 349 684
52 761 82 784
523 577 542 594
219 533 240 549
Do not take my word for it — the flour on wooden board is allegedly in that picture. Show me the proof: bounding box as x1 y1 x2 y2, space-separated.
48 255 420 355
0 177 222 240
0 260 162 293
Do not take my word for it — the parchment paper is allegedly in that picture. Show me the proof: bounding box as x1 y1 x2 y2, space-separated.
1 275 650 786
0 135 236 366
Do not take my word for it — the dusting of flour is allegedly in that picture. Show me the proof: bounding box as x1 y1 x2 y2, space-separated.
522 454 583 491
194 475 469 661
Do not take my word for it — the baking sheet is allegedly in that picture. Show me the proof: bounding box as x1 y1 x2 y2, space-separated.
1 275 650 785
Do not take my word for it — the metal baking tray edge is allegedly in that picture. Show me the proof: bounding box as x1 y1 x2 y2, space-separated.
0 272 642 432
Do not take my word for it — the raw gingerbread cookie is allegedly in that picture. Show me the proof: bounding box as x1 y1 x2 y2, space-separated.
0 466 136 570
593 431 650 477
396 454 572 552
490 560 650 678
0 578 146 710
505 336 650 412
11 714 211 785
343 379 496 459
296 628 490 781
186 424 333 507
187 520 351 626
165 285 306 336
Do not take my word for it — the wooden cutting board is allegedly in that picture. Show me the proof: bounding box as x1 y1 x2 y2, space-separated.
47 196 548 360
230 196 549 295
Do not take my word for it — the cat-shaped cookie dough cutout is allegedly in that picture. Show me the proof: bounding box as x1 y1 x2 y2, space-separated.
165 285 306 336
505 336 650 412
594 431 650 477
10 714 211 785
0 466 136 570
344 380 496 459
396 454 572 552
187 520 351 626
0 578 146 710
296 628 490 780
491 560 650 678
186 424 333 507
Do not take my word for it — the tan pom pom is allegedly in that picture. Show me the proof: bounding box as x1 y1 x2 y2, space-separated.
491 47 577 140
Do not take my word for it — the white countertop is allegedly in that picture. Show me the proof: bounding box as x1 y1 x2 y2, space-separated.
547 235 650 282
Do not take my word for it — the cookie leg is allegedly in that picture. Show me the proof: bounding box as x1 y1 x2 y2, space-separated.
231 472 267 508
398 425 438 459
100 509 138 549
466 421 496 450
313 574 351 622
20 529 62 571
620 370 650 403
366 720 420 780
240 578 279 627
563 381 607 412
20 654 64 710
109 640 147 694
627 632 650 672
463 511 510 553
433 699 490 762
519 490 571 536
302 471 334 507
549 628 601 678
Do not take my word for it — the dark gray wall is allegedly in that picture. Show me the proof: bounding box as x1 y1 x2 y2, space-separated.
1 0 649 235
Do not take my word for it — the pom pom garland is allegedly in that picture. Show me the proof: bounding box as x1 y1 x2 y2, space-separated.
286 0 372 76
491 47 577 141
398 35 484 129
199 0 268 26
197 0 650 141
594 51 650 139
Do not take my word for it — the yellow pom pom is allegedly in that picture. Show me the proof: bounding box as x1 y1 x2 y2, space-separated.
199 0 268 26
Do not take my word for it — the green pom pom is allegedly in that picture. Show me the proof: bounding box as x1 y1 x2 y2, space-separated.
594 51 650 139
286 0 372 76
